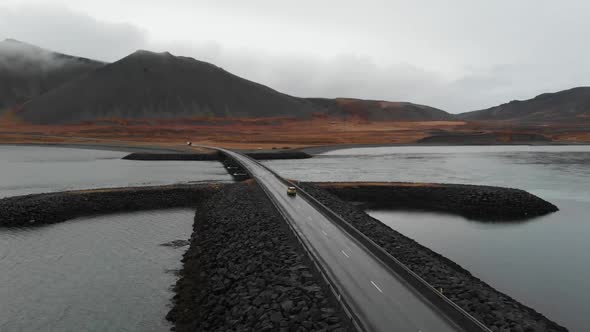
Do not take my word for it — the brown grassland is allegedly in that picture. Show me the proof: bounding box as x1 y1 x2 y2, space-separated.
1 111 588 149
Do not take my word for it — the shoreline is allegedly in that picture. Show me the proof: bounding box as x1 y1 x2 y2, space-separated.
3 139 590 156
300 141 590 154
0 142 186 153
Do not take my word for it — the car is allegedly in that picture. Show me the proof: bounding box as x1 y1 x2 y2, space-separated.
287 186 297 196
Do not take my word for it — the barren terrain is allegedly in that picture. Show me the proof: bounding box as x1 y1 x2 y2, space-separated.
3 115 585 149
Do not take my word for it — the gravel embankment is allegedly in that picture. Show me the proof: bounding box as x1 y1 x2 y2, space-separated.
122 151 312 161
243 151 312 160
0 184 221 227
167 181 352 332
300 183 567 332
314 182 558 221
123 152 220 160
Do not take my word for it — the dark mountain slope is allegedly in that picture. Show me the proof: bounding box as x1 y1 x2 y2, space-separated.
458 87 590 123
0 39 104 110
309 98 456 121
21 50 319 124
17 45 457 124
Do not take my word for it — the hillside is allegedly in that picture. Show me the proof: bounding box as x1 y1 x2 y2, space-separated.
16 44 457 124
20 50 321 124
310 98 455 121
0 39 104 111
458 87 590 123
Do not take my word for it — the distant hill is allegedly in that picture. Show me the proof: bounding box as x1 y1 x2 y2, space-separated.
21 50 321 124
310 98 456 121
0 39 104 111
458 87 590 123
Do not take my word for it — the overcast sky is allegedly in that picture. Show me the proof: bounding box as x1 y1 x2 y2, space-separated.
1 0 589 113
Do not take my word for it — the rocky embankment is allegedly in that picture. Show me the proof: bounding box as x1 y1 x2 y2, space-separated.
0 184 220 226
313 182 558 221
299 182 567 332
122 152 220 160
122 150 312 161
243 151 313 160
167 181 352 331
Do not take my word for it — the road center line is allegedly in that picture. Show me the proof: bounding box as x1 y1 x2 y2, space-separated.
341 250 350 258
371 280 384 293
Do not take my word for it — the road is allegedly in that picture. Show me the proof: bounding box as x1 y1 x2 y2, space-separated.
220 148 464 332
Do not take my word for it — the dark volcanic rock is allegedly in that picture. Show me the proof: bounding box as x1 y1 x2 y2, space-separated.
0 184 220 227
313 182 558 221
121 150 312 161
243 151 313 160
299 182 568 331
167 181 352 332
122 152 220 161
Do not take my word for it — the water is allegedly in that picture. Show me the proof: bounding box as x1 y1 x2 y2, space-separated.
0 145 232 198
264 145 590 331
0 209 194 331
0 146 226 330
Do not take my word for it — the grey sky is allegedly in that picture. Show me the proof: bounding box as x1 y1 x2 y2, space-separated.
1 0 589 113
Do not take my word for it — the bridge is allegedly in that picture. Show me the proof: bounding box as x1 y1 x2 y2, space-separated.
217 147 491 332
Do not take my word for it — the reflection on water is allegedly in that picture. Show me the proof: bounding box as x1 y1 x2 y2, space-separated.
368 201 589 332
264 145 590 331
0 145 233 198
0 209 193 331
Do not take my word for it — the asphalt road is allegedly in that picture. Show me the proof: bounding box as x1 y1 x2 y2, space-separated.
221 149 463 332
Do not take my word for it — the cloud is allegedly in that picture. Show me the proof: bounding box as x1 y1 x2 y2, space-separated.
0 4 147 62
2 2 590 113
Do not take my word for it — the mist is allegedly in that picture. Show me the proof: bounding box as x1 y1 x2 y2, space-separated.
2 2 590 113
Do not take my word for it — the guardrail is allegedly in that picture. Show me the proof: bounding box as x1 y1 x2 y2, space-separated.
286 180 492 332
218 148 491 332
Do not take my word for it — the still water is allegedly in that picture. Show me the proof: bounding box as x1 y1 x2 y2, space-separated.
265 145 590 331
0 146 228 331
0 209 194 331
0 145 232 198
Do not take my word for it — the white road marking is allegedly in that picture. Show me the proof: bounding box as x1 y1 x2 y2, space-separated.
307 216 313 221
371 280 383 293
321 230 328 236
341 250 350 258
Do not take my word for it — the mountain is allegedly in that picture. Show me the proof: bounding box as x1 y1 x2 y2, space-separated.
0 39 104 110
20 50 320 124
17 45 456 124
458 87 590 123
310 98 456 121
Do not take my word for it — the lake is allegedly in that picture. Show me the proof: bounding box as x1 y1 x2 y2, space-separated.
0 145 232 198
264 145 590 331
0 145 232 331
0 209 194 331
